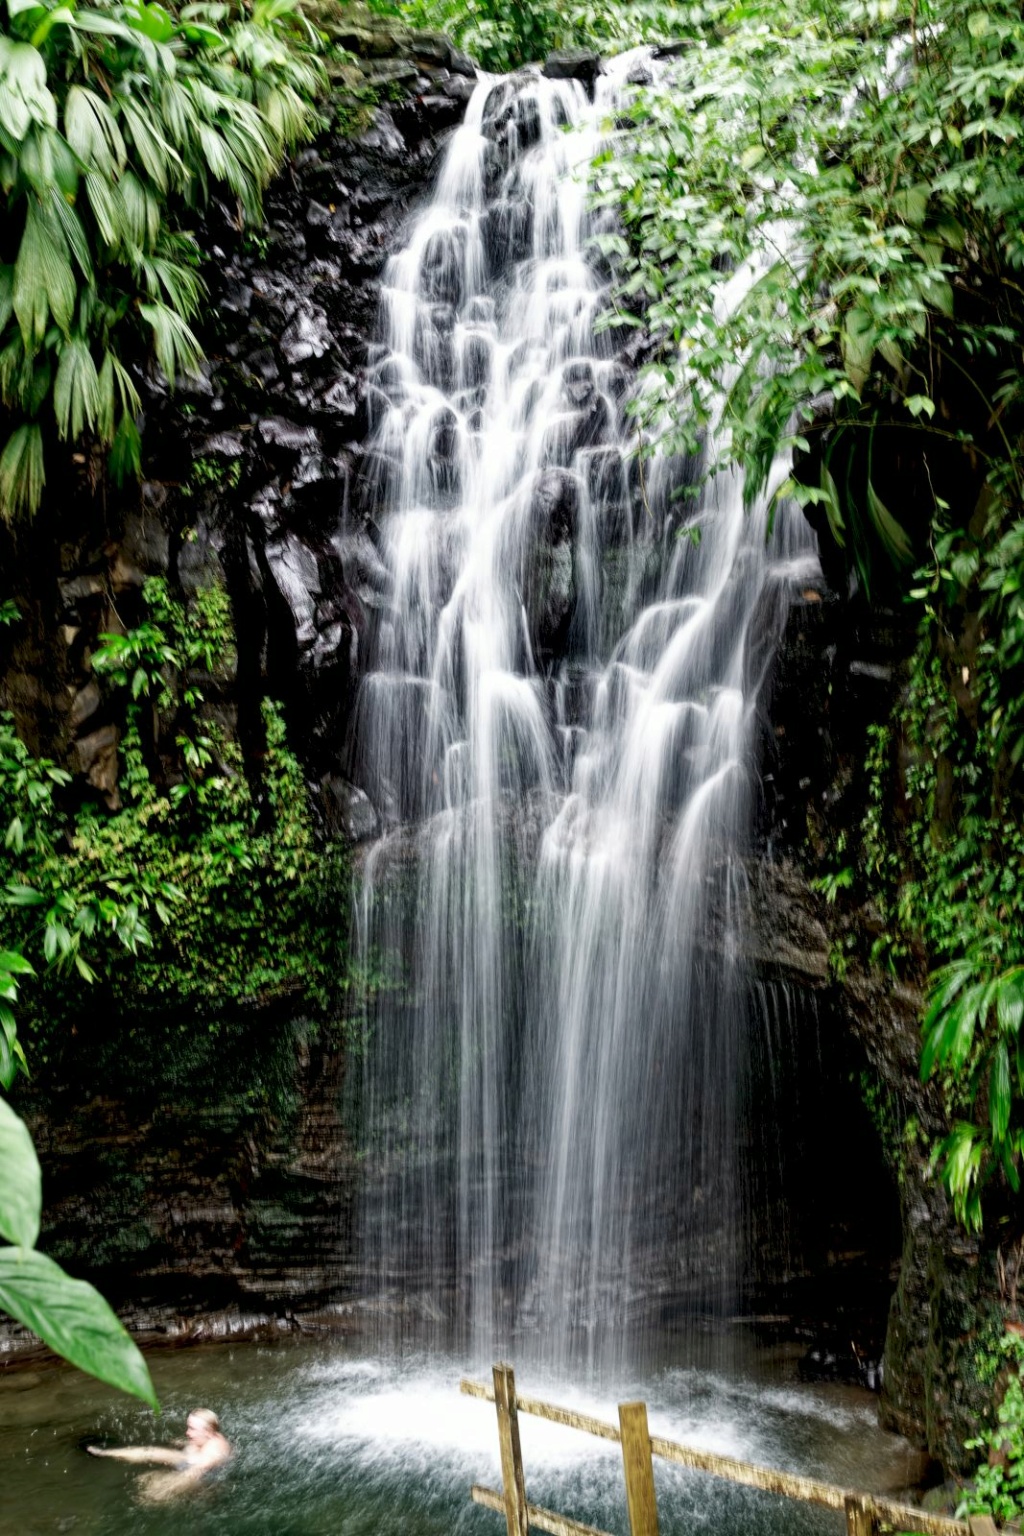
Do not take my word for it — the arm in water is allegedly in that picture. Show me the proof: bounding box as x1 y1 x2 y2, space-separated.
87 1446 183 1466
88 1408 231 1498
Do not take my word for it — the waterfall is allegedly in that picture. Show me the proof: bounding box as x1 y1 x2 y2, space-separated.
350 52 820 1363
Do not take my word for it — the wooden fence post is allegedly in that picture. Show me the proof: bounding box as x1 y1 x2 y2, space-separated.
619 1401 660 1536
844 1495 875 1535
493 1363 529 1536
967 1519 999 1536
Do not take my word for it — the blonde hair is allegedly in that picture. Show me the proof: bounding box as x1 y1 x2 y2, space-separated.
188 1408 221 1433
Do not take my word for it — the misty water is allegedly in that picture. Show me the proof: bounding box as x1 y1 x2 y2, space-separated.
0 1337 925 1535
353 47 819 1359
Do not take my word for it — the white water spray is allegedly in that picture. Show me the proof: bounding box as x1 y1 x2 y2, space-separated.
351 53 819 1362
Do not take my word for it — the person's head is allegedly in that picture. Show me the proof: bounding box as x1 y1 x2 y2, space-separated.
186 1409 221 1447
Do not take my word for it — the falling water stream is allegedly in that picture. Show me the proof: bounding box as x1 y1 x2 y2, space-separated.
352 50 821 1365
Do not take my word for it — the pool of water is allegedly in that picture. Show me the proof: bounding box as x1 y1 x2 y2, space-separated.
0 1335 926 1535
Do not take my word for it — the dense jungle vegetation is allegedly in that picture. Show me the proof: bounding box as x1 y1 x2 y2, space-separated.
2 0 1024 1492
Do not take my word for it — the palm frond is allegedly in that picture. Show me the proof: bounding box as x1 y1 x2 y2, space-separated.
0 424 45 520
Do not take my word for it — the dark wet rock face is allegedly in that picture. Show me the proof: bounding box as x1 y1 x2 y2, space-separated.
755 585 1021 1475
542 48 604 98
0 40 471 789
1 1017 358 1353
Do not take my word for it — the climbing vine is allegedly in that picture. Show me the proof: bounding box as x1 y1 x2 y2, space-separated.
856 514 1024 1231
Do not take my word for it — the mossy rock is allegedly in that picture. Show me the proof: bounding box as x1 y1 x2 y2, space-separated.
314 1 410 58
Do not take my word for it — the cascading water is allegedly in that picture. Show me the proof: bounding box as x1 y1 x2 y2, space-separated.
351 52 820 1364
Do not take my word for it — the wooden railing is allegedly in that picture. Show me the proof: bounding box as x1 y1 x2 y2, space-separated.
461 1365 996 1536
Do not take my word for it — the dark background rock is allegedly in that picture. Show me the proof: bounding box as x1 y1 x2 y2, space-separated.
542 48 603 98
0 27 473 795
1 1011 357 1351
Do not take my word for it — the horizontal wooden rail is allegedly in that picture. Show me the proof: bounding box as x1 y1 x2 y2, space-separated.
460 1376 972 1536
472 1483 613 1536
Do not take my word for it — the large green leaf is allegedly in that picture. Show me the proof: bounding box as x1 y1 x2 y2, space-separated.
819 461 846 550
65 86 127 176
139 300 202 382
119 169 161 250
85 171 127 250
0 37 56 142
48 190 93 283
54 338 100 440
120 100 180 192
0 424 45 520
0 1095 40 1248
991 1040 1012 1145
0 1246 158 1409
841 303 875 393
13 200 76 347
866 478 914 567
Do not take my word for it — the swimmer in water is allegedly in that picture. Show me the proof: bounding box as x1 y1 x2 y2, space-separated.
88 1408 231 1501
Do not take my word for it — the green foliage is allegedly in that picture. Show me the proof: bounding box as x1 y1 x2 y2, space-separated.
858 504 1024 1228
0 1241 158 1406
812 865 854 904
0 0 324 518
597 0 1024 591
399 0 684 73
0 573 344 1402
185 452 241 493
0 706 137 1088
958 1330 1024 1523
0 1092 40 1246
92 571 234 707
17 580 344 1027
597 0 1024 1236
0 1093 157 1407
330 49 380 135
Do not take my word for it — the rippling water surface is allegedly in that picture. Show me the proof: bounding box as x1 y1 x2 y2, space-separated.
1 1337 924 1535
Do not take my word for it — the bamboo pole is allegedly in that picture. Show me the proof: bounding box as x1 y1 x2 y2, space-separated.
844 1494 876 1536
460 1377 970 1536
493 1363 529 1536
471 1484 614 1536
619 1402 660 1536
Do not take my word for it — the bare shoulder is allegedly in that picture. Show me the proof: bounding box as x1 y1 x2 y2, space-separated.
202 1434 232 1467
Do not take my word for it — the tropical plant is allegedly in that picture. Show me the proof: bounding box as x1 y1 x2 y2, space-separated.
0 574 345 1401
597 0 1024 592
593 0 1024 1232
399 0 684 73
0 597 158 1403
959 1329 1024 1524
0 1093 158 1406
0 0 324 519
922 962 1024 1232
